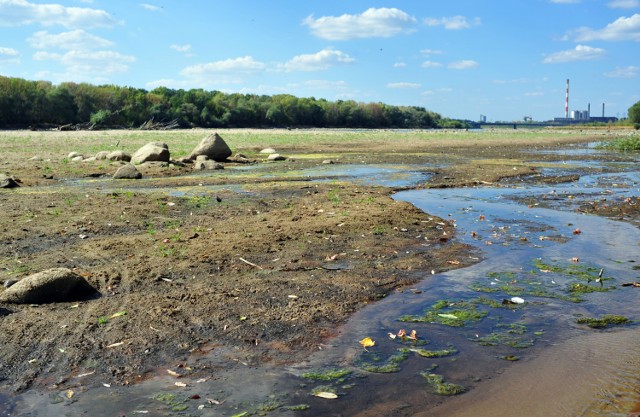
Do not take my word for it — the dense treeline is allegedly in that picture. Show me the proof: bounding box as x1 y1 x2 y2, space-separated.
0 75 465 130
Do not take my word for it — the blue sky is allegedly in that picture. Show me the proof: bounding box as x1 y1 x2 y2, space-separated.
0 0 639 122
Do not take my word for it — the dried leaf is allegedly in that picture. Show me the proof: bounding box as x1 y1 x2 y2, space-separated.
510 297 525 304
359 337 375 348
174 382 187 387
106 342 124 348
313 392 338 399
109 311 127 319
167 369 180 377
438 313 459 320
388 332 397 339
66 389 74 399
408 330 418 340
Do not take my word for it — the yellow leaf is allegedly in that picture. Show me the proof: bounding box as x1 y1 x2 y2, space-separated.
66 389 74 399
359 337 375 348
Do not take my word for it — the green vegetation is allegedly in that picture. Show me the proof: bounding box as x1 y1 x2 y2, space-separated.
601 136 640 151
628 100 640 125
420 373 465 396
576 314 632 329
403 347 458 358
356 349 410 373
0 74 455 129
399 299 487 327
301 368 351 381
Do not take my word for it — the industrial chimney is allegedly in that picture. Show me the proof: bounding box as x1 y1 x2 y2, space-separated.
565 79 570 118
602 103 605 118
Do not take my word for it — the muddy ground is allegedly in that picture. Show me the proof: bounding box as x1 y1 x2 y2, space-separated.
1 128 639 394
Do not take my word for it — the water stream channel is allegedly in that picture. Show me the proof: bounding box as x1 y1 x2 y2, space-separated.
3 146 640 417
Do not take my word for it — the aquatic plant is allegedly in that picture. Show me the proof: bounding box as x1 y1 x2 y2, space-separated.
576 314 632 329
420 372 465 395
301 368 351 382
399 299 487 327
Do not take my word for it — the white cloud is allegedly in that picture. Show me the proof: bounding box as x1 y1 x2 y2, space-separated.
140 3 162 12
0 0 117 29
303 7 417 40
0 46 20 63
393 62 406 68
568 14 640 41
448 60 479 69
0 46 19 56
608 0 640 8
422 60 443 68
604 65 639 77
181 56 265 76
421 48 444 56
543 44 606 63
170 44 191 53
283 48 354 72
302 79 349 89
28 29 113 50
387 82 421 89
424 16 481 30
34 49 135 75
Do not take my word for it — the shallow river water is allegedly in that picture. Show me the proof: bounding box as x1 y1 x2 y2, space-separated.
3 148 640 417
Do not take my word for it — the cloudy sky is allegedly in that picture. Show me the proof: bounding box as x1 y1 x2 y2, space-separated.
0 0 639 121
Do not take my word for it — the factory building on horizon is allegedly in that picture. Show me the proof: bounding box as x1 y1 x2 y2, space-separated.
553 79 618 124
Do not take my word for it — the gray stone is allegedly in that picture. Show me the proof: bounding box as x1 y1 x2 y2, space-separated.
267 153 287 161
323 159 335 164
68 152 83 159
260 148 277 154
132 142 170 164
0 268 97 304
106 150 131 162
71 156 84 162
189 133 232 162
194 161 224 171
84 157 97 162
113 164 142 179
0 174 19 188
95 151 110 160
196 155 210 161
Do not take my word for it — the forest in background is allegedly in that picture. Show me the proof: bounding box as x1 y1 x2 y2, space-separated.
0 75 467 130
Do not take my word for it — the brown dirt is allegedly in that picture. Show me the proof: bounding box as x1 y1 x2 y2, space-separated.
0 128 638 393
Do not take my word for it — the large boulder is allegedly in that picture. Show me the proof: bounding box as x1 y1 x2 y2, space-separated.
106 150 132 162
0 268 97 304
0 174 19 188
113 164 142 179
190 133 232 162
131 142 170 164
193 161 224 171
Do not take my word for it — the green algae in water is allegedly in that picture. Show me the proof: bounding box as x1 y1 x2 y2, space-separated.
403 346 458 358
474 323 537 349
421 372 465 396
576 314 632 329
152 393 187 411
399 299 487 327
302 368 351 381
287 404 311 411
356 349 409 373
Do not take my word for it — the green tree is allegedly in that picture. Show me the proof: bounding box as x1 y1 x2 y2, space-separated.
628 100 640 126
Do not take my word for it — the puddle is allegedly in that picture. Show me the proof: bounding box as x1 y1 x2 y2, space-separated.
3 149 640 416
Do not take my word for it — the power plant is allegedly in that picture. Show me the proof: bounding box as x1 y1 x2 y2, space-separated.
553 78 618 124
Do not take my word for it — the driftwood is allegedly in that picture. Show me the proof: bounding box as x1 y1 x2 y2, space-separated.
58 122 96 131
139 118 180 130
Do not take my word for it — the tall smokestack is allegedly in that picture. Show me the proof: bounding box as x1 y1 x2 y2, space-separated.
602 103 605 118
565 79 570 118
588 103 590 119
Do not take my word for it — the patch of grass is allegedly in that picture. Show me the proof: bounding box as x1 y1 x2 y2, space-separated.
186 195 211 209
372 225 386 235
473 323 538 349
421 373 465 396
600 136 640 151
152 392 188 411
576 314 632 329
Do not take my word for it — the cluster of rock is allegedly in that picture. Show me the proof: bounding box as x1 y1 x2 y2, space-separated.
62 133 255 180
